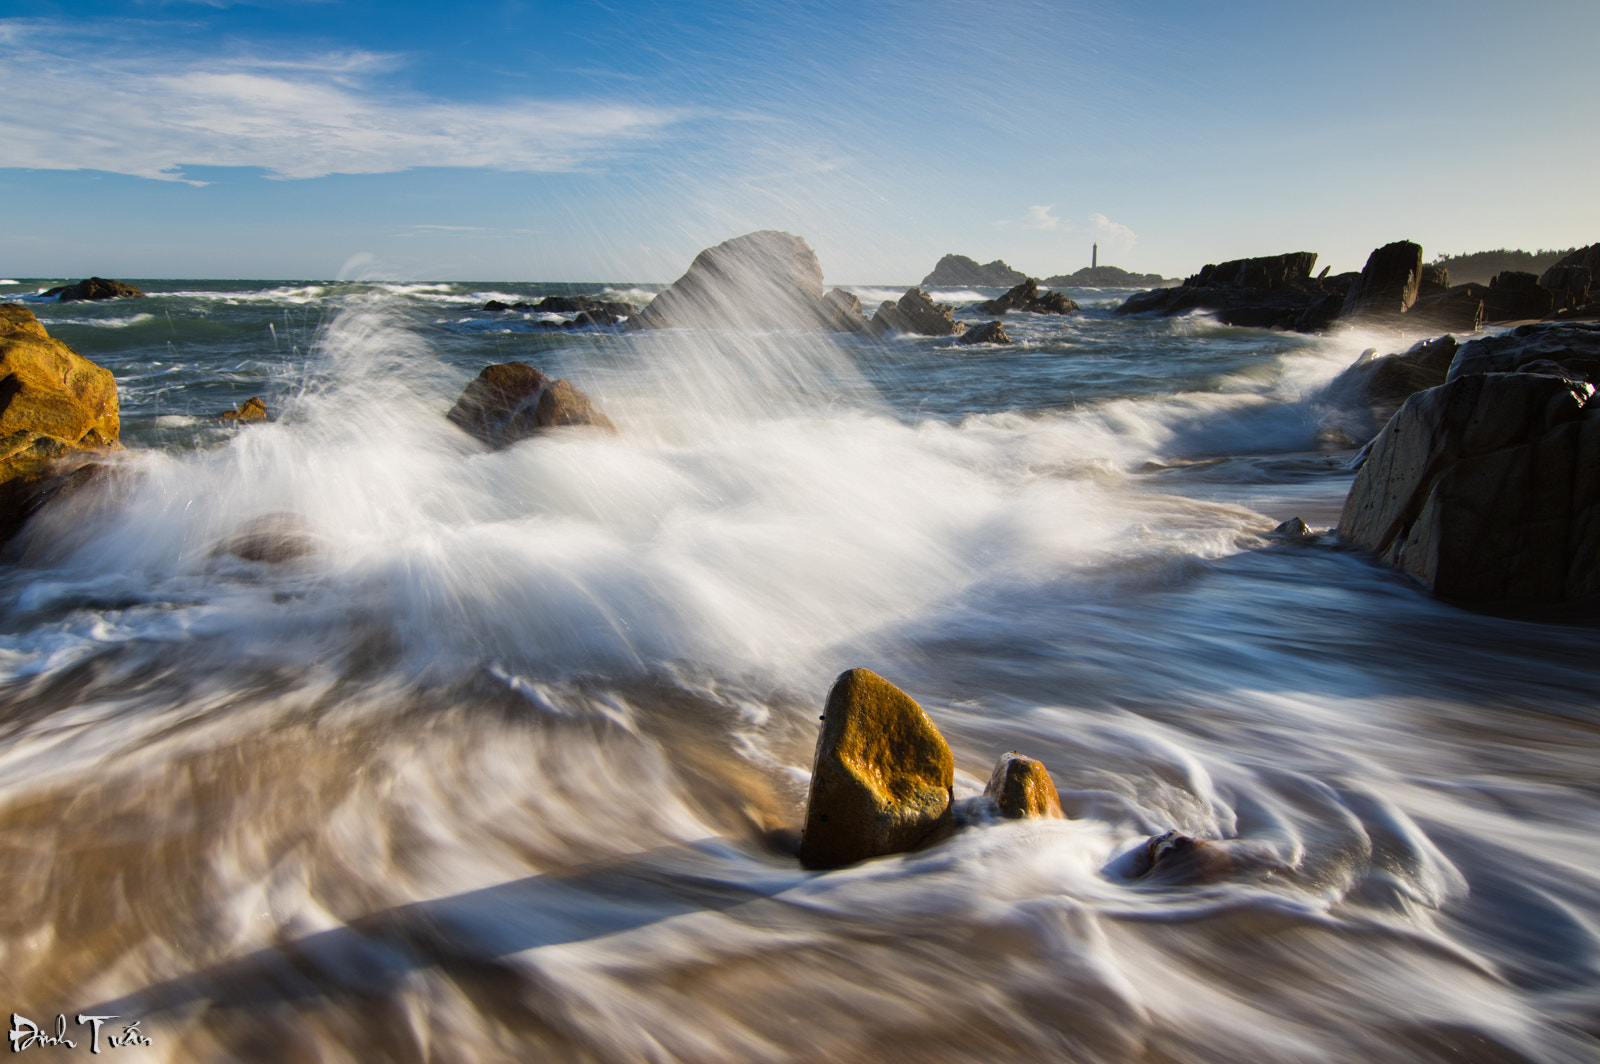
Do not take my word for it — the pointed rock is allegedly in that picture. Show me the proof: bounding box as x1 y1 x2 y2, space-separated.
983 753 1063 819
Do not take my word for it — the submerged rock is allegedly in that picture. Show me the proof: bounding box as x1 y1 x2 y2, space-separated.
870 288 966 337
1133 831 1239 885
42 277 145 302
973 278 1078 316
447 362 616 447
216 512 319 564
1 304 120 541
1339 367 1600 603
982 753 1063 819
626 230 867 333
799 668 955 868
959 320 1013 345
217 396 270 422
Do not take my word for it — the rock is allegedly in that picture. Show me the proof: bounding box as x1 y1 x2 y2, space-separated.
973 278 1078 316
1419 263 1451 299
819 287 871 334
1134 831 1238 884
43 277 145 302
216 512 318 564
572 308 618 328
1406 285 1485 333
1186 252 1318 290
482 300 514 312
1041 265 1173 288
921 254 1027 288
1326 335 1460 427
982 753 1063 819
1270 517 1312 538
1484 271 1556 322
959 321 1012 345
1341 240 1423 321
1540 244 1599 312
799 668 955 868
870 288 966 337
1 304 120 540
446 361 616 447
1338 369 1600 602
1446 322 1600 383
217 396 270 422
1115 252 1357 333
625 231 860 332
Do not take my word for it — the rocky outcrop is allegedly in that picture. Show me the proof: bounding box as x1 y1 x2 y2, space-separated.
625 231 868 333
216 397 270 422
1540 244 1599 313
1445 322 1600 383
870 288 966 337
483 295 637 323
1042 265 1172 289
1406 285 1485 333
959 321 1012 345
921 254 1027 288
973 278 1078 316
42 277 145 302
1418 264 1451 299
1339 365 1600 603
799 669 955 868
1484 271 1556 322
1 305 121 541
1115 251 1356 332
1324 336 1460 442
1340 241 1423 321
446 362 616 447
983 753 1063 819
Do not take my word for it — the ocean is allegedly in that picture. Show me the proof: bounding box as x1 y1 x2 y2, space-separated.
2 278 1598 1062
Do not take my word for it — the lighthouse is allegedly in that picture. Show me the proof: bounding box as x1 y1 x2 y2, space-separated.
1092 243 1098 269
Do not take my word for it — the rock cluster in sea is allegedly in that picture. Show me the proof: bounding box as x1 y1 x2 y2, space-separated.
921 254 1027 288
973 278 1078 316
868 287 965 337
0 304 121 541
482 294 638 328
41 277 144 302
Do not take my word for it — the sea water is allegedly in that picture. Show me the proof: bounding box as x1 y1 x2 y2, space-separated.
1 278 1597 1062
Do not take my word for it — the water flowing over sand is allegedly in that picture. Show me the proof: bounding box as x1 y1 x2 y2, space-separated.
2 279 1598 1062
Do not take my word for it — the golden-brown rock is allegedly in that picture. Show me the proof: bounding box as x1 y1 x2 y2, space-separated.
983 752 1064 819
446 361 616 447
1 304 120 539
217 396 270 422
799 668 954 868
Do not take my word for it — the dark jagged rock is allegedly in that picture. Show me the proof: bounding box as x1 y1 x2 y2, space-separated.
1271 517 1313 539
921 254 1027 288
216 396 270 423
1406 285 1485 333
626 231 867 333
1485 271 1556 322
446 362 616 447
1339 367 1600 603
1446 322 1600 383
1327 335 1460 426
482 300 514 312
1419 264 1451 299
870 288 966 337
1115 251 1357 333
1041 265 1173 288
483 296 637 319
982 753 1063 819
1 304 121 542
1341 241 1423 321
959 321 1012 345
42 277 145 302
973 278 1078 316
799 669 954 868
819 287 871 334
1540 244 1599 313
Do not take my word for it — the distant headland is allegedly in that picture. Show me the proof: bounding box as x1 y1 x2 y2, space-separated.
921 253 1173 289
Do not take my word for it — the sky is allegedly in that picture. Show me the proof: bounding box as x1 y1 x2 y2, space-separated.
0 0 1595 282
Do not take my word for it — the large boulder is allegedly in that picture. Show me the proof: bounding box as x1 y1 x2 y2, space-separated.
42 277 145 302
1445 322 1600 383
625 231 867 333
959 321 1012 345
446 362 615 447
1406 285 1485 334
1341 241 1423 320
1114 251 1357 332
973 278 1078 316
921 254 1027 288
799 669 955 868
1540 244 1600 312
1339 368 1600 602
1325 335 1460 434
0 305 121 540
870 288 966 337
1483 271 1556 322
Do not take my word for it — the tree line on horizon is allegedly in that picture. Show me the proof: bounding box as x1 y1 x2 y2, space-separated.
1428 247 1581 286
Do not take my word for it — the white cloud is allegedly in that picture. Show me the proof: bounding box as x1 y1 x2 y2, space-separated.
0 24 677 182
1088 212 1137 255
1023 204 1062 231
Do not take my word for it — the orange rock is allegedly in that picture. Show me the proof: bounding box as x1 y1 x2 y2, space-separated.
983 752 1063 819
446 361 615 447
799 669 954 868
217 396 270 422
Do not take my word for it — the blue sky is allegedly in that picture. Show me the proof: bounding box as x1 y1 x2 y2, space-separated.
1 0 1595 282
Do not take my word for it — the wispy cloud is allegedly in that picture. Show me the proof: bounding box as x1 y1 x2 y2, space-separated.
1088 212 1137 254
0 21 678 183
1023 204 1061 231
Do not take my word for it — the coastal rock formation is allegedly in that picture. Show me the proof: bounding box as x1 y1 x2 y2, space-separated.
1115 251 1356 332
446 361 616 447
217 396 270 422
1484 271 1556 322
870 288 966 337
1445 322 1600 383
0 304 121 540
1134 831 1239 885
921 254 1026 288
625 231 868 333
1042 265 1172 289
1340 241 1423 321
1406 285 1485 333
42 277 145 302
483 295 638 322
1540 244 1599 313
959 321 1012 345
1338 366 1600 602
799 668 955 868
983 753 1063 819
1418 264 1451 299
1325 335 1460 431
973 278 1078 316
